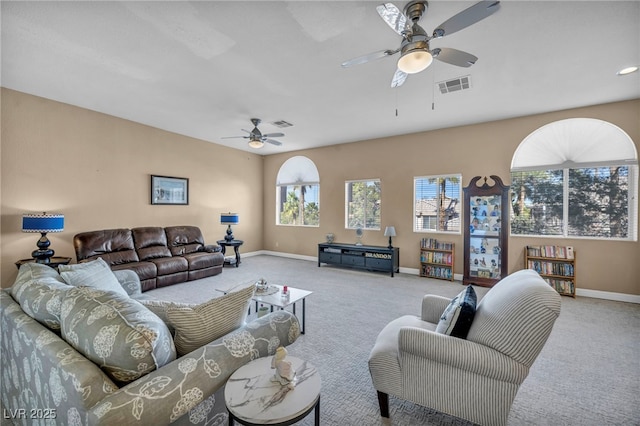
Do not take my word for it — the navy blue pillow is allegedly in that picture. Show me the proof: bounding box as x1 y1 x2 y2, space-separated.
435 286 477 339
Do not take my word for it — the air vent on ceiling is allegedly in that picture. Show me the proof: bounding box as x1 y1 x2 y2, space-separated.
437 75 472 94
271 120 293 128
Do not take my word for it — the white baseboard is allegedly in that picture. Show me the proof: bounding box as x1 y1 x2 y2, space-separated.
248 251 639 304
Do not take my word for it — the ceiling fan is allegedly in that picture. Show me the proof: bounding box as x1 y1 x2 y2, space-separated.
341 0 500 87
222 118 284 149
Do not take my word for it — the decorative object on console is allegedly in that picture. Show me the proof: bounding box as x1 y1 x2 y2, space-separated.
355 227 363 246
221 212 239 241
22 212 64 264
271 346 296 387
384 226 396 249
151 175 189 205
326 233 335 244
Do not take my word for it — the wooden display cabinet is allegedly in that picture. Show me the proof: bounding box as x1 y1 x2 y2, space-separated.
463 175 509 287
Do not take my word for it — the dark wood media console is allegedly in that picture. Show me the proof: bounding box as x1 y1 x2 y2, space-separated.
318 243 400 277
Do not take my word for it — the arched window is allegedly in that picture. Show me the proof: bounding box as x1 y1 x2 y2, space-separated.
276 156 320 226
510 118 638 240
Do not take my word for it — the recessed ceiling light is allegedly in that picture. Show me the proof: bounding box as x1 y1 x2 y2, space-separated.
617 66 638 76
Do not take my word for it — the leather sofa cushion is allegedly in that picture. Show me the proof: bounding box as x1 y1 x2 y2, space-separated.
132 227 172 260
74 229 139 265
150 256 188 275
165 226 205 255
183 252 218 270
111 262 157 280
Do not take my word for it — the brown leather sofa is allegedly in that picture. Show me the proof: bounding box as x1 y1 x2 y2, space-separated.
73 226 224 291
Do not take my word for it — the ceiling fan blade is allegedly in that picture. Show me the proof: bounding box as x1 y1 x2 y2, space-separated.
262 132 285 138
341 49 398 68
221 136 248 139
432 1 500 38
376 3 409 36
432 48 478 67
391 69 408 88
264 139 282 146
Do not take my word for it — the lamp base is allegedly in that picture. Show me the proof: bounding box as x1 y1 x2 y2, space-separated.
388 236 393 249
224 225 235 242
32 233 55 264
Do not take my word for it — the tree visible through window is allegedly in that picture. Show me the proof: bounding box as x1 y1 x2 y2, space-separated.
276 156 320 227
510 118 637 240
346 180 380 229
414 175 462 233
278 185 319 226
512 167 633 238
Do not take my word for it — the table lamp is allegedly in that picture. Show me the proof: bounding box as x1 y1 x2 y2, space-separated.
220 212 239 242
384 226 396 249
22 212 64 264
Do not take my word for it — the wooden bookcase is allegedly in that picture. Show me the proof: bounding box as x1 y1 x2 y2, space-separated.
524 245 576 297
419 238 454 281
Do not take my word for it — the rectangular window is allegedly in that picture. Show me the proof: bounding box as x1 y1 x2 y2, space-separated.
277 184 319 226
511 166 636 239
345 179 380 230
414 175 462 233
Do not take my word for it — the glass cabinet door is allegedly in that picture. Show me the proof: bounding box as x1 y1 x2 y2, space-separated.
463 176 509 287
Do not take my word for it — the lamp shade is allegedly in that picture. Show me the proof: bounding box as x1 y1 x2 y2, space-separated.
248 140 264 149
397 49 433 74
220 213 239 225
22 213 64 233
384 226 396 237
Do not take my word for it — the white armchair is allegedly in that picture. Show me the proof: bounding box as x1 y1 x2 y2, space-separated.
368 269 561 425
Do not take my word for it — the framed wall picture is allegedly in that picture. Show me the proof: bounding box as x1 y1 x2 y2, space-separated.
151 175 189 205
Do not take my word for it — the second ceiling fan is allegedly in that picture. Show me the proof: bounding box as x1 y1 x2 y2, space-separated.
341 0 501 87
222 118 284 149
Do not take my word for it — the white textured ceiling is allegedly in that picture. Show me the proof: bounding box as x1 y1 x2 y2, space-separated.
2 1 639 155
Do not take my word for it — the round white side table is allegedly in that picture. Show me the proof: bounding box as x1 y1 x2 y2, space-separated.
224 356 321 426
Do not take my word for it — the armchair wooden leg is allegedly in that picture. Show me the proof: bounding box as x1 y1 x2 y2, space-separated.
377 391 390 418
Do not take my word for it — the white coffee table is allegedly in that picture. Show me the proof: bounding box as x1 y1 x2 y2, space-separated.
224 356 321 426
216 284 313 334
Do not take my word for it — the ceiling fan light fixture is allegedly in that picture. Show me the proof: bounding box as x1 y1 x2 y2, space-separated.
398 49 433 74
248 139 264 149
397 40 432 74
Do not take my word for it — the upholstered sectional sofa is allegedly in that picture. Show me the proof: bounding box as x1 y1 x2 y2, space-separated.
1 262 301 425
73 226 224 291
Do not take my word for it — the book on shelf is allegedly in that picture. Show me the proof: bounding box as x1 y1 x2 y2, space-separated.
420 251 453 265
527 260 574 276
422 264 453 280
420 238 453 251
526 245 575 259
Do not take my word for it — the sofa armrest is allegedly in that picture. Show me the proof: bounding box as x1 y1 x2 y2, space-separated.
88 311 300 425
202 244 222 253
421 294 452 324
113 269 142 296
1 292 117 425
398 326 528 384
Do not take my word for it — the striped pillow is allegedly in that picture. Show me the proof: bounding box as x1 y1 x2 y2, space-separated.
165 284 255 356
435 285 477 339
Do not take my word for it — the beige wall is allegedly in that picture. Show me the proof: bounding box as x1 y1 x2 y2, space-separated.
263 99 640 297
2 88 638 296
1 88 264 287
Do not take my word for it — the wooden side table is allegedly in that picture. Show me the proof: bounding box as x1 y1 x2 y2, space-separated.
217 240 244 267
15 257 72 270
225 356 321 425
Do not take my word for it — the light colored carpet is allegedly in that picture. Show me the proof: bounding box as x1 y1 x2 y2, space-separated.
146 255 640 426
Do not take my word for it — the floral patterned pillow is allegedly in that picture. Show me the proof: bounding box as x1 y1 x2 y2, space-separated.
60 286 176 384
10 262 72 330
